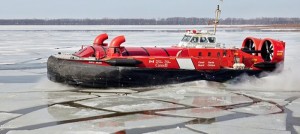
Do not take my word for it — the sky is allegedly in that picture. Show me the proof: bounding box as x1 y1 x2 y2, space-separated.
0 0 299 19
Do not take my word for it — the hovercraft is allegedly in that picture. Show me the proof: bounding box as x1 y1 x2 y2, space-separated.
47 30 285 88
47 5 286 88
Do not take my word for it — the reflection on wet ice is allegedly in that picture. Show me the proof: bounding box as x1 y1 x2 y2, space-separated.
156 107 234 119
0 92 97 112
0 82 294 134
75 96 184 113
130 85 253 107
146 128 199 134
6 114 194 134
234 91 300 104
213 113 287 131
186 124 291 134
229 102 282 115
185 105 289 134
133 93 253 107
1 104 113 129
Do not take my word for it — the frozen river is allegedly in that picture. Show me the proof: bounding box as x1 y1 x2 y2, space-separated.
0 25 300 134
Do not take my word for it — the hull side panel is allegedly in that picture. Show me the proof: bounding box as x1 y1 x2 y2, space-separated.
47 56 262 88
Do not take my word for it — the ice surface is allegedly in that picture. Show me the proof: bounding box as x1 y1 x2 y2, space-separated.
146 128 199 134
238 92 297 101
286 103 300 117
141 94 253 108
1 104 113 129
130 84 253 107
0 75 42 83
229 102 282 115
0 77 78 93
89 93 121 97
175 95 253 107
0 113 21 122
46 92 97 104
7 131 109 134
271 100 290 106
75 96 184 113
156 107 234 119
213 113 287 131
1 25 300 133
6 114 194 134
0 92 48 112
293 126 300 134
0 83 36 93
0 69 45 76
233 91 300 105
0 69 44 84
186 124 291 134
7 130 110 134
79 89 138 94
292 98 300 104
0 92 96 112
30 78 79 92
131 81 233 98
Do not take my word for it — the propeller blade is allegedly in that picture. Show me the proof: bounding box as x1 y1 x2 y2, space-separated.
264 42 269 54
251 44 255 50
269 44 273 61
269 45 274 52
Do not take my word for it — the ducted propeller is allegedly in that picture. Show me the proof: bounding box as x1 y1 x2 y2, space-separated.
261 40 274 62
246 40 255 51
242 37 262 55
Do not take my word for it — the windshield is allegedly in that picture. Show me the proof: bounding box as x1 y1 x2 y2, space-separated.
181 35 192 42
190 37 199 43
208 37 216 43
200 37 208 43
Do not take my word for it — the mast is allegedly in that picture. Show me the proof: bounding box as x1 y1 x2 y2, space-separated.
214 5 221 35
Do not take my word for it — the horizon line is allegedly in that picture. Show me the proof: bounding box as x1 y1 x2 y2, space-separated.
1 17 300 20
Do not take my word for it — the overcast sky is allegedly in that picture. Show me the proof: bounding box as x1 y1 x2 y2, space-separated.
0 0 299 19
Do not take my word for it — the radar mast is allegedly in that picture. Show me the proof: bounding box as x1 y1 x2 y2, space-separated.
214 5 221 35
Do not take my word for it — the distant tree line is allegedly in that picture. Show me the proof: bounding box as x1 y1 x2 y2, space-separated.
0 17 299 25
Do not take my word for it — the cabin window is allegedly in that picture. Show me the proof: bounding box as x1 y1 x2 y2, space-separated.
181 35 192 42
198 52 202 56
208 37 216 43
200 37 208 43
191 37 199 43
208 52 211 57
223 51 227 57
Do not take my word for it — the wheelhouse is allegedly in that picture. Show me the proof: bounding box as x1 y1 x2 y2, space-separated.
178 30 220 48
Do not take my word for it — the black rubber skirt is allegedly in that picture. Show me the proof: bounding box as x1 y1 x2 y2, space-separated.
47 56 262 88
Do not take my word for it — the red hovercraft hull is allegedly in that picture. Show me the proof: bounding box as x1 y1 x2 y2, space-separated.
47 33 285 88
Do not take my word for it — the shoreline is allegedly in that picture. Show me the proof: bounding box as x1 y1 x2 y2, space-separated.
0 24 299 32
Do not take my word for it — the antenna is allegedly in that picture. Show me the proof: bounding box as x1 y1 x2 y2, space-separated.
214 5 221 35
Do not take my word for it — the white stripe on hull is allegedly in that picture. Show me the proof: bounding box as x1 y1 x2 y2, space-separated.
176 58 195 70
